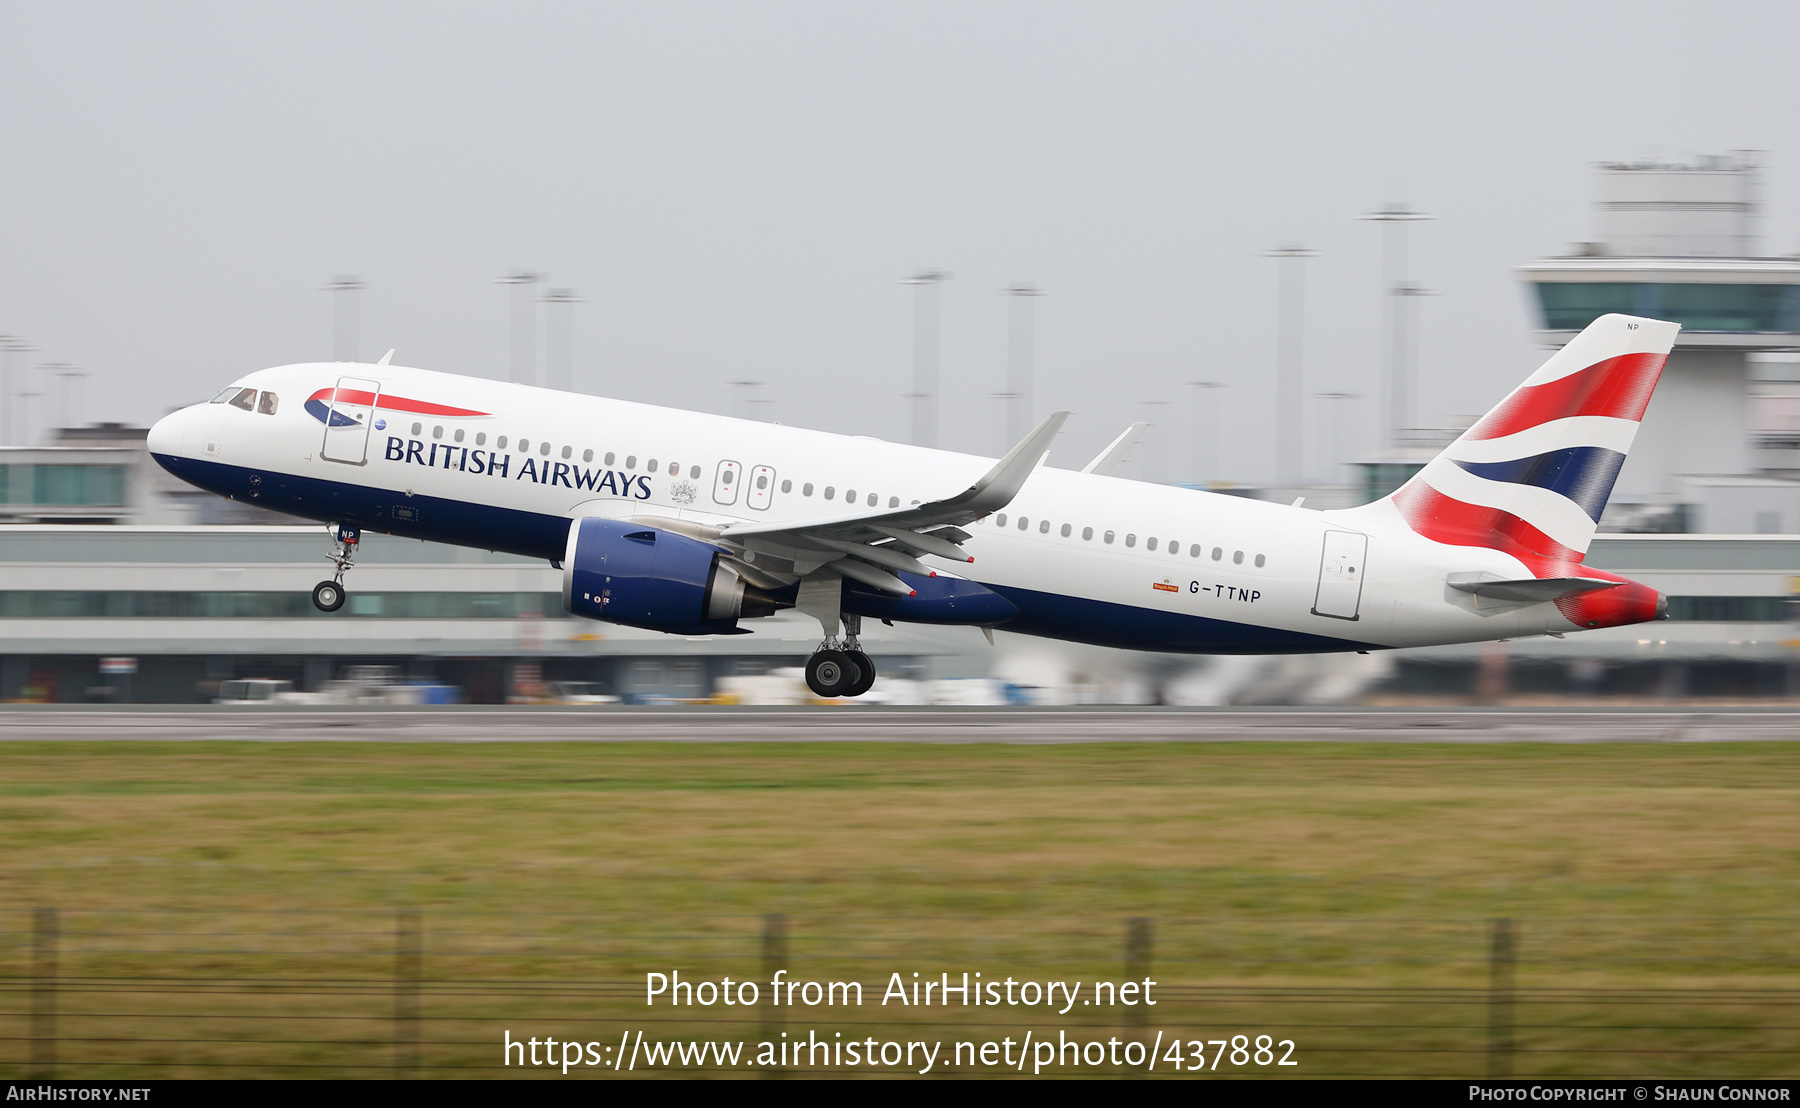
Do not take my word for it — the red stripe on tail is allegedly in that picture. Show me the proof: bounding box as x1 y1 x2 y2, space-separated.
1465 351 1665 441
1391 482 1585 565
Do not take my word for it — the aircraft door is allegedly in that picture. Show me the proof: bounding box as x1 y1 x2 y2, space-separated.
1311 530 1368 621
746 465 776 510
319 376 381 465
712 460 742 506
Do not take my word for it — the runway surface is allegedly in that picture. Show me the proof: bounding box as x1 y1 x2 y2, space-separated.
0 706 1796 742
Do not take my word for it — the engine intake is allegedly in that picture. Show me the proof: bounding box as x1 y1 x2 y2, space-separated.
562 517 779 635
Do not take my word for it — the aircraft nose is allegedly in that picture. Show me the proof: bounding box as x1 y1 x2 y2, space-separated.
146 408 185 460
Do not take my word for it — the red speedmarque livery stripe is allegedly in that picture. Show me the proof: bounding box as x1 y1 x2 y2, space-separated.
1465 352 1666 441
307 388 489 418
1391 482 1584 566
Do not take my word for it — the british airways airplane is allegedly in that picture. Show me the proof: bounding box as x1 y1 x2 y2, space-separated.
147 313 1676 698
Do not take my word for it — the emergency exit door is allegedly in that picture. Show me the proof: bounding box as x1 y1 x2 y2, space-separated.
1312 530 1368 621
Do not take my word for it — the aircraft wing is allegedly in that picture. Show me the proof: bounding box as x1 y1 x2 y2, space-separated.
714 411 1069 595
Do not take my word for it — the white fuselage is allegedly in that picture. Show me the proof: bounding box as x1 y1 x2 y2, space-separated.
148 362 1602 654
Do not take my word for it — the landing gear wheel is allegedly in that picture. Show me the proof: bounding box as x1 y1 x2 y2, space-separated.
843 650 876 697
312 580 346 613
805 650 859 698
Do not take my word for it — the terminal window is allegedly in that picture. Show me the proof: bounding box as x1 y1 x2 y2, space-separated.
1536 282 1800 333
0 465 127 507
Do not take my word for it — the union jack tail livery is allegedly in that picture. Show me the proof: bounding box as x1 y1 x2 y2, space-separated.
1359 313 1679 630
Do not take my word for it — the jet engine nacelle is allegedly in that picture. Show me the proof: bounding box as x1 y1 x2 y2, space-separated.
562 517 777 635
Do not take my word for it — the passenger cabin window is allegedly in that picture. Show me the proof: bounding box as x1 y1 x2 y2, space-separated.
1212 547 1223 560
889 496 899 508
756 473 768 489
1233 550 1244 564
519 439 530 452
782 480 793 493
722 469 734 485
867 493 877 507
1146 537 1157 551
995 513 1007 527
1017 517 1029 530
562 445 572 459
1190 544 1201 557
604 452 614 465
1255 554 1266 567
582 449 592 462
1125 534 1137 548
227 388 256 411
497 436 508 449
1039 520 1051 534
1104 530 1114 543
412 422 422 435
625 456 636 469
454 429 465 442
432 425 443 439
846 488 855 502
477 433 487 446
1169 542 1180 556
257 391 278 415
648 460 658 472
1082 527 1093 540
540 442 551 456
802 483 813 496
824 487 835 500
690 465 701 479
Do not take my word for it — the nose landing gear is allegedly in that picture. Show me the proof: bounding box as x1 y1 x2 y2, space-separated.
312 524 358 613
803 613 878 698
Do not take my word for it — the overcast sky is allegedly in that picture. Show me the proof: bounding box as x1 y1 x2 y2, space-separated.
1 1 1795 482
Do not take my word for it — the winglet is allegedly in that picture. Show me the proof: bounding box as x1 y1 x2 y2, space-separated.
942 410 1068 516
1082 421 1148 475
376 349 395 366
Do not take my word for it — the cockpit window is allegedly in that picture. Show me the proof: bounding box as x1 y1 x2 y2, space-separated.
210 386 244 404
257 391 278 415
227 388 257 411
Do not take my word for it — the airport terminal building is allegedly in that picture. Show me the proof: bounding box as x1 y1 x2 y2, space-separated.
0 525 1791 704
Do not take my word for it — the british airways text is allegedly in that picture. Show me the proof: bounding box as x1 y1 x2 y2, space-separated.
384 437 651 498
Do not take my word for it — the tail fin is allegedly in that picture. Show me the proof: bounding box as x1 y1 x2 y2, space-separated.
1371 313 1679 565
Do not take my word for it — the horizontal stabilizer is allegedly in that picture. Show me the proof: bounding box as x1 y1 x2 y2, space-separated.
1446 572 1623 604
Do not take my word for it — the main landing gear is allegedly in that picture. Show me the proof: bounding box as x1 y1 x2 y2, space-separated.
312 524 358 613
804 613 877 698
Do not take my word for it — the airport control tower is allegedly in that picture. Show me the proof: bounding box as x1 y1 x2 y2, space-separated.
1517 154 1800 532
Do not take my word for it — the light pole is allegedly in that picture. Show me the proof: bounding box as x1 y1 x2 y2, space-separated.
540 288 583 394
1262 244 1317 489
0 336 34 446
1003 284 1043 447
727 380 765 420
50 363 86 433
1312 390 1363 487
1360 204 1433 448
322 276 365 362
496 270 544 385
1186 380 1227 485
17 369 45 447
1140 399 1173 483
901 270 951 449
1392 284 1435 438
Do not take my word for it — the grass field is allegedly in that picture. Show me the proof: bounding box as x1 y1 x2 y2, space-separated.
0 740 1796 1078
